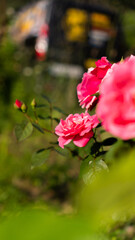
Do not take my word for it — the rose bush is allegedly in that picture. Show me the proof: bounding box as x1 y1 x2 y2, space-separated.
14 55 135 171
55 112 99 148
77 57 112 110
96 55 135 140
15 55 135 149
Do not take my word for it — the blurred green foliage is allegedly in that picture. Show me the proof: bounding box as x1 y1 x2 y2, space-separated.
123 10 135 51
0 148 135 239
0 34 81 216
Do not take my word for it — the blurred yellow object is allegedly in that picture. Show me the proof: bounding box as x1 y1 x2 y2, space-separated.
91 13 111 29
20 20 34 33
84 58 97 69
64 8 88 42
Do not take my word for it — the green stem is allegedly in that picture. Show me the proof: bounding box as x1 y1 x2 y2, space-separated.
24 113 55 135
34 110 38 124
42 127 55 134
24 113 33 122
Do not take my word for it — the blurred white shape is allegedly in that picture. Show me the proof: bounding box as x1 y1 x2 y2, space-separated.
10 1 50 43
49 63 84 78
89 30 110 47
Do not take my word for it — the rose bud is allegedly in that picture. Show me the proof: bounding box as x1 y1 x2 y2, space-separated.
21 103 27 113
14 99 23 109
31 99 37 109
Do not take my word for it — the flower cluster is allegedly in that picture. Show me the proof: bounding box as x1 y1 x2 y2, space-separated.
55 57 112 148
55 55 135 148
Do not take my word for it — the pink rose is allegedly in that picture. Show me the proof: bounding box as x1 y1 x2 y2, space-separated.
77 57 112 110
96 55 135 140
55 112 99 148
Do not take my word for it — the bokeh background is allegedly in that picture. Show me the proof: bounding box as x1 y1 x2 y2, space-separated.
0 0 135 239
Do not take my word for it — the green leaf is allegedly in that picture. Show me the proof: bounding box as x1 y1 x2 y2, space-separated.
53 148 66 156
102 137 117 146
96 151 107 157
80 155 93 179
49 141 58 145
53 117 60 123
38 115 50 120
15 121 33 142
31 148 51 167
96 159 109 171
41 94 52 104
53 106 67 116
96 123 101 128
80 157 109 184
38 115 60 123
32 123 45 134
35 104 48 108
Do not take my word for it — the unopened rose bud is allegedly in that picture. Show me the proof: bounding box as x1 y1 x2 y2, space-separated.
31 98 36 109
14 99 23 109
21 103 27 113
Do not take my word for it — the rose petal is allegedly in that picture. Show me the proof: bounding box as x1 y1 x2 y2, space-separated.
58 136 73 149
73 131 94 147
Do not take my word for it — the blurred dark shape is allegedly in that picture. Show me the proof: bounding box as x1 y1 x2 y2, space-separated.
48 0 126 72
0 0 6 40
10 0 126 76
